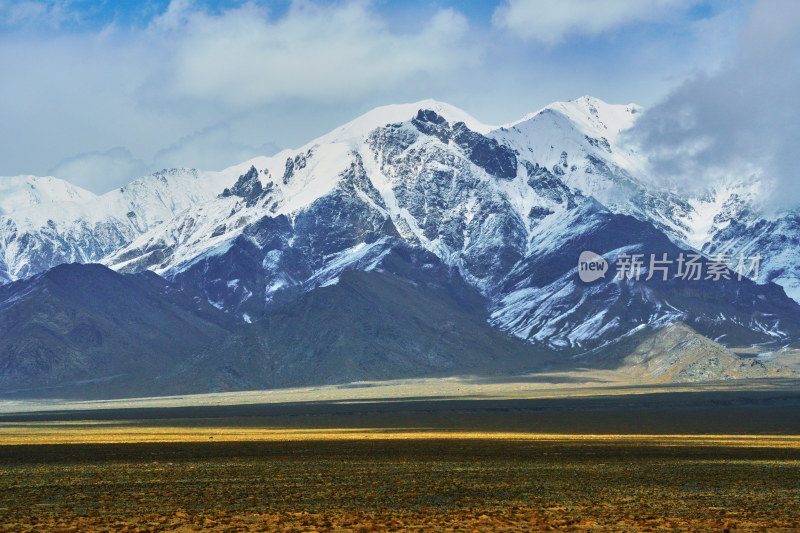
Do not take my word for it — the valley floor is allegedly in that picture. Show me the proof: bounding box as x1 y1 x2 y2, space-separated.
1 437 799 532
1 379 799 531
2 371 799 414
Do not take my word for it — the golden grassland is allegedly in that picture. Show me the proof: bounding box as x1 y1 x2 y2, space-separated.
2 421 800 448
2 381 799 531
0 436 799 531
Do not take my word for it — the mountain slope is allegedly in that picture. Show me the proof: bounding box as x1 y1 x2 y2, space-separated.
0 263 232 396
0 251 558 398
702 208 800 302
590 323 794 383
161 267 558 394
491 96 800 309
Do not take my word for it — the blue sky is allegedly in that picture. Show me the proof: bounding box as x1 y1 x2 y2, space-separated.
0 0 786 193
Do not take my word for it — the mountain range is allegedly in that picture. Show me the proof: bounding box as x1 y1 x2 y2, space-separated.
2 95 799 398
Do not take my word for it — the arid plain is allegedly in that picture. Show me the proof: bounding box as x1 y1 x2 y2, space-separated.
1 376 799 531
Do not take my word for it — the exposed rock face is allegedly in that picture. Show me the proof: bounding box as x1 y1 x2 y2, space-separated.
618 323 794 383
410 110 518 179
282 150 311 184
220 166 264 207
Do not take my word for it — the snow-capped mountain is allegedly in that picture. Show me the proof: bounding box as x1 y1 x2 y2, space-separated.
490 96 695 241
0 167 243 282
103 101 589 310
491 96 800 305
92 97 800 351
2 96 799 356
0 175 95 214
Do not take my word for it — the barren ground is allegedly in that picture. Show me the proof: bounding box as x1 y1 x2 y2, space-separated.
1 378 798 531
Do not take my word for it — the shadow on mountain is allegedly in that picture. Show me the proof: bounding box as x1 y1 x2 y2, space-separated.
160 268 560 396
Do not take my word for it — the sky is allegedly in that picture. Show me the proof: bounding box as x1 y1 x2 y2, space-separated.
0 0 792 197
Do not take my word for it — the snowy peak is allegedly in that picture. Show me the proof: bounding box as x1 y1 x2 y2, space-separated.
513 95 642 140
204 100 499 221
546 95 641 140
127 95 632 232
312 99 492 148
0 175 96 215
4 167 236 233
490 95 643 180
0 167 244 282
313 96 639 154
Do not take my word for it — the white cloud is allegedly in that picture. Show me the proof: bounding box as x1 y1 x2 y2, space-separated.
151 124 279 172
0 1 482 193
45 126 280 191
48 148 147 192
493 0 698 44
0 0 746 195
142 1 475 109
626 0 800 210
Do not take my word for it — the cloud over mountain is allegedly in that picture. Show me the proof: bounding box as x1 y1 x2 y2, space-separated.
0 1 751 194
627 0 800 210
144 1 476 108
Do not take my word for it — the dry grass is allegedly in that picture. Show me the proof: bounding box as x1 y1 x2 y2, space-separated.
0 436 798 531
2 422 800 448
2 384 799 531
